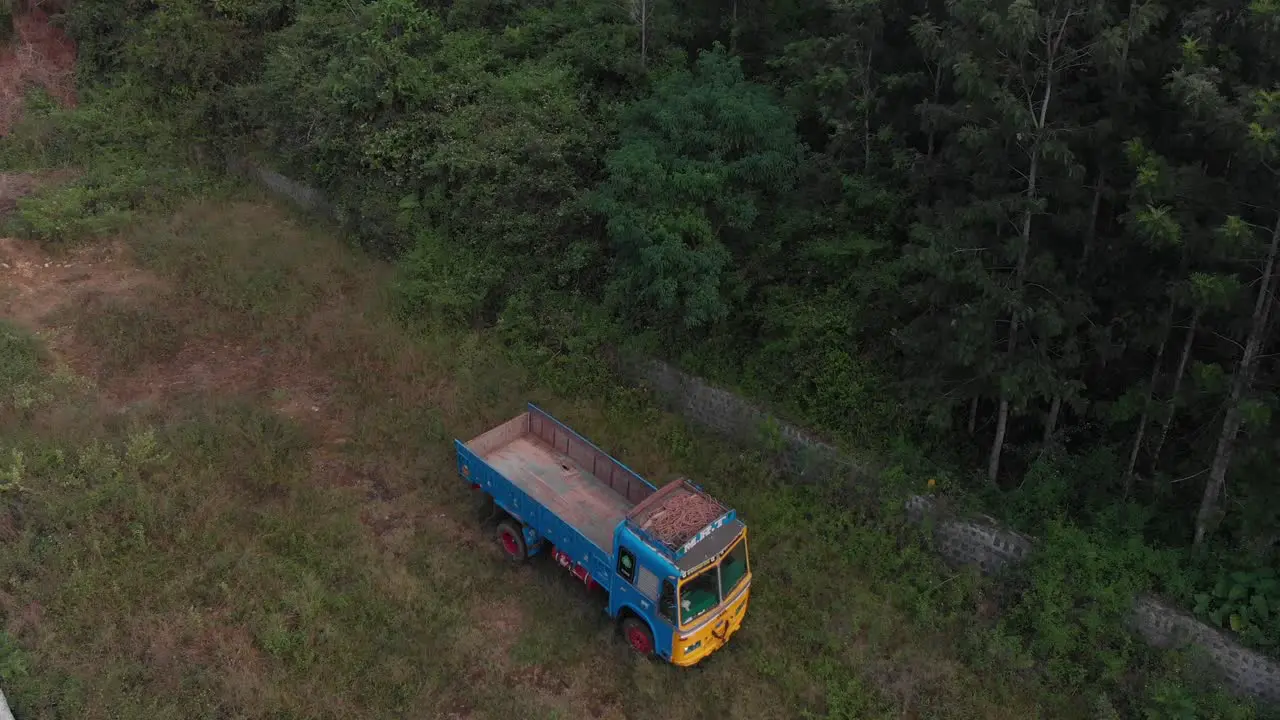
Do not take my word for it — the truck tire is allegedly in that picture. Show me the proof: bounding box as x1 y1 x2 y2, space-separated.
496 520 527 563
620 616 655 659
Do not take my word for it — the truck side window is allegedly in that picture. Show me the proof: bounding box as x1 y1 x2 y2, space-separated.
659 580 676 624
617 547 637 584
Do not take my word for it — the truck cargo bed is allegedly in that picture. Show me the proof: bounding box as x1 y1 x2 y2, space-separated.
484 436 635 550
463 409 656 552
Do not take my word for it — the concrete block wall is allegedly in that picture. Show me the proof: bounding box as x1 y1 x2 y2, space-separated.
619 354 1280 706
235 159 1280 707
226 156 332 216
1132 596 1280 704
618 356 874 484
905 496 1034 574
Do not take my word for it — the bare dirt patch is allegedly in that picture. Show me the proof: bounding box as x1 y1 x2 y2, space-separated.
90 334 333 416
0 235 157 331
0 8 77 135
0 229 338 424
0 228 469 556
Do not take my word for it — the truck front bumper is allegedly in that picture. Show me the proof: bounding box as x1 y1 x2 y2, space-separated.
670 580 751 666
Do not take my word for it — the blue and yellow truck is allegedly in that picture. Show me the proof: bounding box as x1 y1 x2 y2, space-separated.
454 404 750 665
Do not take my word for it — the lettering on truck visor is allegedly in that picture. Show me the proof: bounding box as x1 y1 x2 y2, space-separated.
677 512 732 556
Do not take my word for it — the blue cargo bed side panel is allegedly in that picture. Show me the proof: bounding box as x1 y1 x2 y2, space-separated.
456 440 614 585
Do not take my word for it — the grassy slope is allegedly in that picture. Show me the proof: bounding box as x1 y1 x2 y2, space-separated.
0 184 1066 719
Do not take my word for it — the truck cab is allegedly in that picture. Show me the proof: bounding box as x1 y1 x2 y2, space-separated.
609 480 751 664
454 404 751 665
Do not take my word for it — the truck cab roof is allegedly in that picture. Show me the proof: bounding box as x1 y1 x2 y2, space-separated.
625 478 742 577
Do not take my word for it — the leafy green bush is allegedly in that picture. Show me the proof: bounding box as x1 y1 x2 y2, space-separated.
738 296 901 450
1002 519 1177 688
495 290 617 398
393 229 503 325
1194 567 1280 649
8 181 132 244
5 143 210 247
591 43 804 330
66 0 277 141
1137 651 1260 720
0 630 28 685
248 0 605 287
10 173 149 246
0 321 44 391
0 85 213 247
1 86 190 172
1 1 13 44
0 321 48 412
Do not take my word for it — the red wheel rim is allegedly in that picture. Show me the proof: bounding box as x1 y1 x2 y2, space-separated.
501 529 520 556
626 626 652 654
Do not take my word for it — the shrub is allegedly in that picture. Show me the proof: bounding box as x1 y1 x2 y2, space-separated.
7 157 209 247
0 1 13 44
0 630 28 685
393 229 504 326
8 180 131 244
0 321 43 392
1193 566 1280 650
1002 519 1171 688
0 321 47 412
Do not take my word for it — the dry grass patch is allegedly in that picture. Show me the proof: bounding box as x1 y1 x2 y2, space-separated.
0 190 1064 720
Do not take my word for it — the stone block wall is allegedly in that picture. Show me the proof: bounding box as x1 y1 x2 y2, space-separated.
905 496 1035 575
1132 596 1280 704
619 354 1280 706
226 156 331 215
235 159 1280 707
618 356 874 484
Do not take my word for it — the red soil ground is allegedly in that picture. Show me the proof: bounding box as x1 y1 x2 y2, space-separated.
0 8 77 135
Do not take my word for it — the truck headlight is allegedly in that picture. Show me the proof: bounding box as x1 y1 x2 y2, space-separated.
685 641 702 654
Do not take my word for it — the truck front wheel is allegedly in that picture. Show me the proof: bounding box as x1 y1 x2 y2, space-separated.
621 617 655 659
496 520 527 563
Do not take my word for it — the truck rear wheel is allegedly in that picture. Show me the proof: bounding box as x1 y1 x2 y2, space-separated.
496 520 527 563
621 616 655 658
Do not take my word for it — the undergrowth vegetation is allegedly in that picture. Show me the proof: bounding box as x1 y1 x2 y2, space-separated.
1 0 1277 716
44 0 1280 679
0 320 44 404
1 89 216 247
0 78 1271 719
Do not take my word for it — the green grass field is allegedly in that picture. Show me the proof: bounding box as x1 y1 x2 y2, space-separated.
0 184 1075 719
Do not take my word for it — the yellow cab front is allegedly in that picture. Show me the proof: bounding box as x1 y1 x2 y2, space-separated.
669 530 751 666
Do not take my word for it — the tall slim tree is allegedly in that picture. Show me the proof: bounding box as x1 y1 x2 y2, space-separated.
1165 2 1280 542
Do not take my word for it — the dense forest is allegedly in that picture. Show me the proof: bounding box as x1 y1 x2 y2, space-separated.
48 0 1280 661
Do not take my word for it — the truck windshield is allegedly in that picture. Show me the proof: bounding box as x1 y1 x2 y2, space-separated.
679 534 750 626
719 535 749 597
